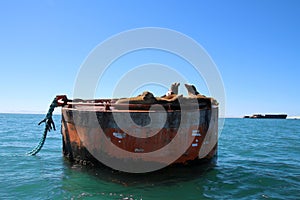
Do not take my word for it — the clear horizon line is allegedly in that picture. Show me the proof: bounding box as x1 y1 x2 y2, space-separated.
1 111 300 119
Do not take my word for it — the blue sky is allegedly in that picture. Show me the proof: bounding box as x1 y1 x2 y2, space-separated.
0 0 299 117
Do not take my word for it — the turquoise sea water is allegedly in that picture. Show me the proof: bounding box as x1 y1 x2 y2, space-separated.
0 113 299 200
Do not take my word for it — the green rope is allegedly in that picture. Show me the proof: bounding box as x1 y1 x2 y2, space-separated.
27 98 58 156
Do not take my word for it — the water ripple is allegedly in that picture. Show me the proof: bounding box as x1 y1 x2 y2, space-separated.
0 115 299 199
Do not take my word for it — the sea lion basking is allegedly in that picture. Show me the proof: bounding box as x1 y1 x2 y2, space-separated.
160 82 181 101
184 84 206 98
116 89 182 105
115 91 158 104
160 82 180 97
184 84 219 106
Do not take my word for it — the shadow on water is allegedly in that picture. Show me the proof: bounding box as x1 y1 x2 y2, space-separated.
62 158 217 187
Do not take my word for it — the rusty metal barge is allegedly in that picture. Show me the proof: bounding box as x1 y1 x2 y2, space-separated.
56 92 218 172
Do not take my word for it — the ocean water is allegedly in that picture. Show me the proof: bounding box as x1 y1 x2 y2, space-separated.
0 113 299 200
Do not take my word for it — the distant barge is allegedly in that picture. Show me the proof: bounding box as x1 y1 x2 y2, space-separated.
244 114 287 119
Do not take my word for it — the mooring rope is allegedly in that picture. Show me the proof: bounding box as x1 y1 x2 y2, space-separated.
27 97 58 156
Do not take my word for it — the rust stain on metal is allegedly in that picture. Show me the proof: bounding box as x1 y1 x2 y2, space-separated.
60 96 218 170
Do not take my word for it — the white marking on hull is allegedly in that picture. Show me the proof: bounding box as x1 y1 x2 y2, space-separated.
113 132 126 139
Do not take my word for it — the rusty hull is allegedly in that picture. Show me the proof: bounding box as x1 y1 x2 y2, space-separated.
61 100 218 170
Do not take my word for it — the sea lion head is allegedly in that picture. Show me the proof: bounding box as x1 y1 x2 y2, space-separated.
184 84 199 95
141 91 155 100
140 91 157 103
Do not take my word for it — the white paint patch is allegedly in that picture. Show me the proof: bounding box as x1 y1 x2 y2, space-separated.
134 148 144 152
113 132 126 139
192 130 201 136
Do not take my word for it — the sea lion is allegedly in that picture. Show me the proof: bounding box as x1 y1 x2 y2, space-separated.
184 84 206 98
156 94 183 103
157 82 182 103
115 82 182 105
184 84 218 106
115 91 158 104
115 90 182 105
161 82 180 97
